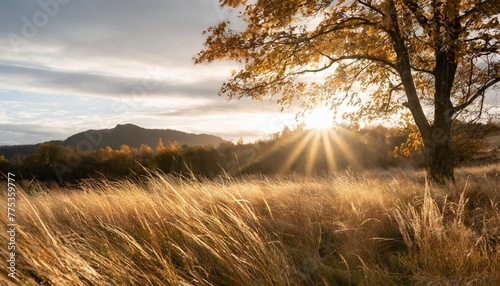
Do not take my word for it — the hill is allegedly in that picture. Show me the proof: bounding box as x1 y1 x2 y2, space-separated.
0 124 226 159
64 123 226 150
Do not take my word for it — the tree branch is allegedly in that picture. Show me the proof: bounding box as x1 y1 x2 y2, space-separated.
309 17 380 42
261 17 380 47
386 82 403 115
290 57 336 75
358 0 386 17
410 63 434 75
460 0 497 22
401 0 430 28
453 77 500 112
292 53 398 75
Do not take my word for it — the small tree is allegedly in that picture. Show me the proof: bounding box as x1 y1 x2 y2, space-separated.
23 143 67 181
137 144 154 161
156 138 165 153
451 121 499 164
196 0 500 184
0 155 12 177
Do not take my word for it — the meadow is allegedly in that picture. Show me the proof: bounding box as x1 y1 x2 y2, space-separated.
1 165 499 285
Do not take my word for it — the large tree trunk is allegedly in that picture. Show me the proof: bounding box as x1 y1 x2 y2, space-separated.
426 47 457 185
425 127 455 185
428 142 455 184
425 94 456 184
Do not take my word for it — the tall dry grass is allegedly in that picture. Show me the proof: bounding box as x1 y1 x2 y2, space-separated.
1 165 499 285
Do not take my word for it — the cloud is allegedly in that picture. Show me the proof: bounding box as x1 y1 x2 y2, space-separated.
0 0 300 145
4 1 238 84
0 0 232 83
0 123 69 145
0 62 225 99
154 97 301 119
1 0 220 56
0 0 239 105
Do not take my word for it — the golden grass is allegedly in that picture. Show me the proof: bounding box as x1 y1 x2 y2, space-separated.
1 165 499 285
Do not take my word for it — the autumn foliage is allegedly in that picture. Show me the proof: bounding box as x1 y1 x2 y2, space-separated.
196 0 500 184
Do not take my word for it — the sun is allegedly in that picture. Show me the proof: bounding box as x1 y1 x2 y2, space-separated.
304 106 334 130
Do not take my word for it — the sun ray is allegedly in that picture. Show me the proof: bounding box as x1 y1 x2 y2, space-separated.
321 129 337 172
331 129 363 171
237 130 305 171
305 131 321 176
278 131 316 175
233 123 360 177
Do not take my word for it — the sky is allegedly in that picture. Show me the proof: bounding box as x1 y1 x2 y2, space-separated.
0 0 300 146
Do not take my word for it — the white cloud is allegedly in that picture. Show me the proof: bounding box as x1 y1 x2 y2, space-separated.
0 0 299 145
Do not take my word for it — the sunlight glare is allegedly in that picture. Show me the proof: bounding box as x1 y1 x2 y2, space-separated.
304 106 334 130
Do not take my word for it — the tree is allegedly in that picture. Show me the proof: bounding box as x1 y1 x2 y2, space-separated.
119 144 132 155
23 143 67 181
0 155 13 178
451 121 499 164
156 138 165 153
137 144 154 161
196 0 500 184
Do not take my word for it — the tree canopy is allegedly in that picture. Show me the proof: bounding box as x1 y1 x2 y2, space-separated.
196 0 500 184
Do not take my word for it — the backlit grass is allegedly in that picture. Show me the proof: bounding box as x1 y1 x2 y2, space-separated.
1 165 499 285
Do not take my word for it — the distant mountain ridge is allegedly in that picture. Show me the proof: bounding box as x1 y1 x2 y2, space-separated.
64 123 226 150
0 124 226 159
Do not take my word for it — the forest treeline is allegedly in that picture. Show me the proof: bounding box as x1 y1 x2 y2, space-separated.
0 123 497 184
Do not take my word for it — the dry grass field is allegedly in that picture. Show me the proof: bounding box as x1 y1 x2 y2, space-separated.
1 165 499 285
